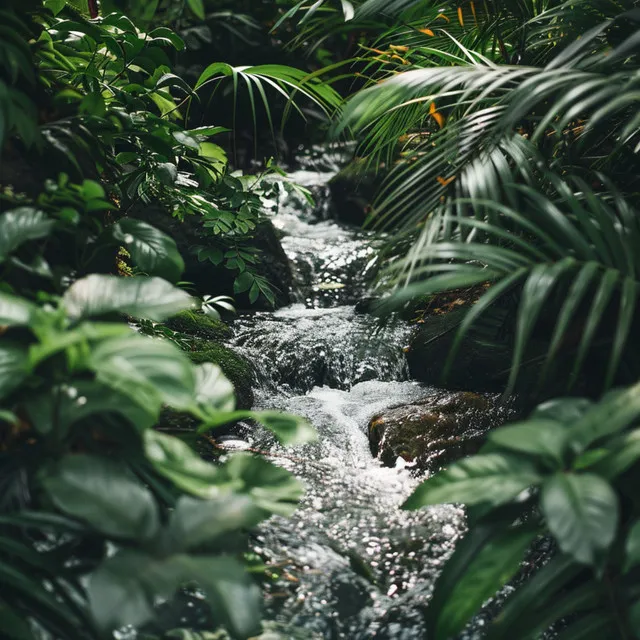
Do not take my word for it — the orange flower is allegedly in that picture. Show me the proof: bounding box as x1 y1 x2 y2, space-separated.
429 102 446 128
419 28 435 36
457 7 464 27
389 44 409 52
437 175 456 187
470 1 478 25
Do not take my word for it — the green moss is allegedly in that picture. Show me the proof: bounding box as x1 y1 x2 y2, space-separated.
165 309 232 341
188 342 254 409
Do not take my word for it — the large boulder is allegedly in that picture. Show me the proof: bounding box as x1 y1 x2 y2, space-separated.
188 341 254 410
137 203 293 309
328 161 379 227
369 391 511 471
406 308 512 393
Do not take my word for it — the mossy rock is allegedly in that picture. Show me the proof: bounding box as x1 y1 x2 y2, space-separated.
369 391 509 472
188 342 254 409
165 310 232 341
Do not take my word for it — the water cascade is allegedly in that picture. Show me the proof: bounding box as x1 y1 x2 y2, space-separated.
224 149 501 639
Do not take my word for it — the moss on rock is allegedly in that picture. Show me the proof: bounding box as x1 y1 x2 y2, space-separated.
369 391 509 472
188 342 254 410
166 309 232 341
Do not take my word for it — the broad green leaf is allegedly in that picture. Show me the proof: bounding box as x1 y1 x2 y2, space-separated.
587 429 640 480
168 495 264 551
234 271 254 294
434 526 537 640
63 275 194 321
42 455 159 541
541 473 618 566
172 130 200 149
531 398 593 425
222 453 303 516
485 554 580 640
566 381 640 453
625 521 640 573
403 454 541 510
187 0 205 19
0 345 29 400
0 208 53 262
0 291 37 326
112 219 185 282
487 419 566 467
199 142 227 172
89 550 261 638
252 411 317 446
26 381 156 436
145 430 221 498
193 363 235 413
91 334 196 413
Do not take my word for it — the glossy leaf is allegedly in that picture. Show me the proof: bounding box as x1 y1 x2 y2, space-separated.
0 291 37 326
42 455 160 541
403 454 540 510
541 473 618 566
89 550 261 638
0 345 29 400
145 430 221 499
252 410 317 446
91 334 196 414
112 219 184 282
487 419 567 467
433 526 537 640
168 495 264 551
63 275 194 321
0 208 53 262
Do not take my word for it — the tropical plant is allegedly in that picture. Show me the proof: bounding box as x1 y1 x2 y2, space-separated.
280 0 640 394
2 0 340 306
403 384 640 639
0 1 331 637
0 269 313 639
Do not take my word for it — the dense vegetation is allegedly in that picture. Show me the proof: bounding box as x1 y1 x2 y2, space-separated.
0 1 321 638
3 0 640 638
278 0 640 637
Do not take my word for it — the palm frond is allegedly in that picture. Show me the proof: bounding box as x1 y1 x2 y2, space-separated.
382 176 640 393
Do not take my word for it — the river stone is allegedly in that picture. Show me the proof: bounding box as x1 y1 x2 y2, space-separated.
369 390 508 471
406 307 512 393
136 203 293 309
328 161 379 227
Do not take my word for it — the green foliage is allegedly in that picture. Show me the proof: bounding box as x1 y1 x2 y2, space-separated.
188 342 255 410
298 0 640 395
0 272 314 638
403 386 640 639
165 310 233 341
0 2 324 637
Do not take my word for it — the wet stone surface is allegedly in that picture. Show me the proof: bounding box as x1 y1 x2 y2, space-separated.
224 147 498 639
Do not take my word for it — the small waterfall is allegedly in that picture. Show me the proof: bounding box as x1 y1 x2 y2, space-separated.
233 306 411 393
226 147 480 639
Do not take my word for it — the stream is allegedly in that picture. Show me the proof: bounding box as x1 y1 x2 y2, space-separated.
221 149 483 639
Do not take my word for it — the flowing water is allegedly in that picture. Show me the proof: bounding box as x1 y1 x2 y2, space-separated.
225 148 488 639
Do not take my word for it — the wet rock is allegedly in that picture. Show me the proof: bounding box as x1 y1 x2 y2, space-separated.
328 161 379 227
136 203 292 309
406 308 512 393
165 309 232 341
188 341 254 409
369 390 510 471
